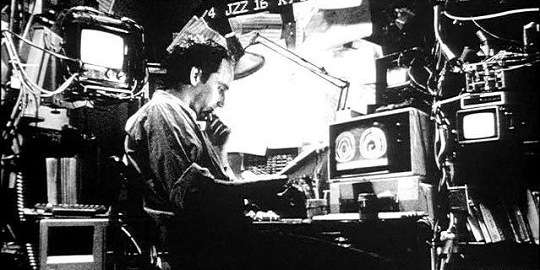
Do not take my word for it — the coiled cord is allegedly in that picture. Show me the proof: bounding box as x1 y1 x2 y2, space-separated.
25 243 38 270
15 172 25 222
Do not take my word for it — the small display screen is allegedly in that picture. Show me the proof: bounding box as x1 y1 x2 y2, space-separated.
335 126 389 171
462 112 497 139
48 226 94 256
386 67 409 88
329 109 429 179
80 29 124 70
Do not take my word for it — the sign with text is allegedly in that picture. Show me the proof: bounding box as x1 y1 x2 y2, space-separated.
203 0 307 19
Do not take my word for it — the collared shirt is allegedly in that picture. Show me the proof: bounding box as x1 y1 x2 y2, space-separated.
173 92 198 125
124 90 230 212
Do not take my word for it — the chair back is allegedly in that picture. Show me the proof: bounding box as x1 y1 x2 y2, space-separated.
106 155 167 269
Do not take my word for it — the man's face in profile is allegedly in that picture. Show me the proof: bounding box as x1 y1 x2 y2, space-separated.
193 59 234 117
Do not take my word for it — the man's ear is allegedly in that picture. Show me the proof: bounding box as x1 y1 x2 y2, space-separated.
189 67 202 86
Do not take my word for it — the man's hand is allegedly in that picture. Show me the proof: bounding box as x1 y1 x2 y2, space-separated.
190 162 214 179
188 163 222 191
205 113 231 146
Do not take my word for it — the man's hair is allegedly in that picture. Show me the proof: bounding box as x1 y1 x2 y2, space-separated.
162 41 233 88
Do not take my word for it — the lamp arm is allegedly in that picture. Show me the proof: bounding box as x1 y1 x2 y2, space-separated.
247 32 350 99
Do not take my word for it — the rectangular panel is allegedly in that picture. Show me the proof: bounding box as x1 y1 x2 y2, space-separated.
329 107 433 179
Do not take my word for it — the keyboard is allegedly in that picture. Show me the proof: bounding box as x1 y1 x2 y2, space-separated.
311 211 426 221
34 203 108 216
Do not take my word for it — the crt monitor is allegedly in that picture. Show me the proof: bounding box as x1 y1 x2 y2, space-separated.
374 51 431 112
457 91 540 144
39 218 108 270
375 53 410 90
56 7 145 92
375 52 411 104
460 109 498 141
80 29 125 71
456 105 526 144
329 107 434 180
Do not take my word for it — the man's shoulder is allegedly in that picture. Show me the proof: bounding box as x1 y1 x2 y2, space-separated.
126 91 194 131
138 91 189 116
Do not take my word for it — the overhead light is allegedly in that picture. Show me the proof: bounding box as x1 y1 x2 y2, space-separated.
234 51 265 79
226 33 265 79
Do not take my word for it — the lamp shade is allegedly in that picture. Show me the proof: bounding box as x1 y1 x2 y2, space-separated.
234 51 265 79
226 34 265 79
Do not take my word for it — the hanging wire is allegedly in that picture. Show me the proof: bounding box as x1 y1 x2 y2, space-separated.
442 8 539 21
2 30 76 98
4 29 144 75
40 73 78 97
433 6 457 60
406 67 432 97
2 29 80 63
3 28 143 106
2 32 36 140
471 20 522 46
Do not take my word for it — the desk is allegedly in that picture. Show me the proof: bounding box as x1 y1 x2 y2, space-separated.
252 212 432 270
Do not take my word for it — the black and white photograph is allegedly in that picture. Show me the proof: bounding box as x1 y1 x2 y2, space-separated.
1 0 539 269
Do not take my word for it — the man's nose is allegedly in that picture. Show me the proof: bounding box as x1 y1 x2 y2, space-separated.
217 95 225 108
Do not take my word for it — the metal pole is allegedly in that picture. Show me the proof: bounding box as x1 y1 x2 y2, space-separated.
9 0 17 32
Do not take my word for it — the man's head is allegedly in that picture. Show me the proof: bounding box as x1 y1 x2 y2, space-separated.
163 41 234 116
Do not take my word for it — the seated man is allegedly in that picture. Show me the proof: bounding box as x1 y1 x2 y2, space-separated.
124 40 250 269
124 40 393 270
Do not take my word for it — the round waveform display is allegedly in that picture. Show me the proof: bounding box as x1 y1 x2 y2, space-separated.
359 127 387 160
335 131 356 163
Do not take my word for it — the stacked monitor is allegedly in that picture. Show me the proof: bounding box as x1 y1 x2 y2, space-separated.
328 107 435 214
456 92 539 144
329 108 433 179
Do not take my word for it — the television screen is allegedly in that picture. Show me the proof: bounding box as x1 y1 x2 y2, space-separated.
48 226 94 256
335 126 389 171
374 53 431 111
462 112 496 140
386 67 409 88
457 91 540 144
79 29 128 85
55 7 146 97
80 29 125 70
457 106 503 144
39 218 108 269
329 108 433 179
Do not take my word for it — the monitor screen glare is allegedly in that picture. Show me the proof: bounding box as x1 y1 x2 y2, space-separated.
386 67 409 88
462 112 496 139
80 29 124 70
